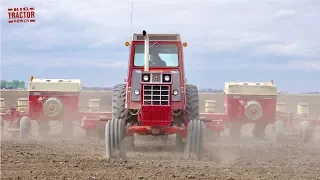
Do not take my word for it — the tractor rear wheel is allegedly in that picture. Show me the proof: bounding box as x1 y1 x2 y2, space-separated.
112 84 131 120
105 118 125 159
184 119 205 160
20 116 31 140
185 84 200 121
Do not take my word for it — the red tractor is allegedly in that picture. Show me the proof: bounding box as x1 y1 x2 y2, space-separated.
103 30 206 160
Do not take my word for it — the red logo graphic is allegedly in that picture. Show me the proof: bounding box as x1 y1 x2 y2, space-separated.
8 7 35 23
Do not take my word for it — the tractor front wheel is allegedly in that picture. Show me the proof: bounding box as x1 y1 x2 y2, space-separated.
184 120 205 160
105 119 126 159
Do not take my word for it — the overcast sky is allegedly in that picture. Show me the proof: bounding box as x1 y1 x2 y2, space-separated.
1 0 320 92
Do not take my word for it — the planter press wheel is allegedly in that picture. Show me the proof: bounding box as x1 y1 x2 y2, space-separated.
20 116 31 140
299 121 313 143
273 120 284 142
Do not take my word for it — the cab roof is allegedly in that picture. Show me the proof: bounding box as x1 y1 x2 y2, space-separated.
132 33 181 41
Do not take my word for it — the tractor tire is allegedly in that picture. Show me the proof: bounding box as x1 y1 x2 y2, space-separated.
105 120 112 159
299 121 313 143
273 120 284 142
101 83 131 143
112 84 131 120
181 85 200 151
185 84 200 121
105 118 125 159
20 116 31 140
184 120 205 161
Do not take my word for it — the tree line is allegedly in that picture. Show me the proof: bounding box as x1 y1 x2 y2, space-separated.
1 80 26 89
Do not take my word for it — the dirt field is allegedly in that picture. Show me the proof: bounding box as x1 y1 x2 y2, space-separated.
1 91 320 179
1 126 320 180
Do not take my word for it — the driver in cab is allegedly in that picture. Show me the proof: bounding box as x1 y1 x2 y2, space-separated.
149 51 167 66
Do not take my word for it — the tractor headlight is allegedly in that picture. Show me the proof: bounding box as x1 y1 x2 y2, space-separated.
164 75 170 81
134 89 140 95
173 89 179 95
142 74 149 82
162 74 171 82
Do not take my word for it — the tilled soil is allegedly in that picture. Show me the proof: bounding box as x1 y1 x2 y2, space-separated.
1 127 320 180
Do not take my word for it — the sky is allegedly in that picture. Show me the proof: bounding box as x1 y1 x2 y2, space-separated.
1 0 320 93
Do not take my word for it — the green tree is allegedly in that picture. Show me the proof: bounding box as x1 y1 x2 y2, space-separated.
18 81 26 89
0 80 8 89
7 81 13 89
12 80 20 89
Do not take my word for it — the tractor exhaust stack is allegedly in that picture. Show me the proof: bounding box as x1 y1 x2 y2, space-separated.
142 30 149 72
